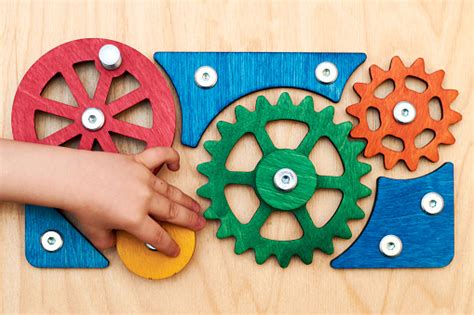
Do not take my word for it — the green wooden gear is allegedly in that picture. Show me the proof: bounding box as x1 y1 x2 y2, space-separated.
197 93 372 267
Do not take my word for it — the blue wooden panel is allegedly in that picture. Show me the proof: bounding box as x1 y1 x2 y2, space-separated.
331 163 454 268
25 205 109 268
154 52 366 147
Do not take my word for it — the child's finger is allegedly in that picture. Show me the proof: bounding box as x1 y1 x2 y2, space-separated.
131 216 180 257
149 193 206 231
86 229 116 250
134 147 180 171
153 177 201 213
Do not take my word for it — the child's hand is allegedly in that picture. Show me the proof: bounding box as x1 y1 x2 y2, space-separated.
66 147 204 257
0 140 204 257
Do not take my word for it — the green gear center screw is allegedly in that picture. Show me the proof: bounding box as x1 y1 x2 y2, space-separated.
256 149 317 211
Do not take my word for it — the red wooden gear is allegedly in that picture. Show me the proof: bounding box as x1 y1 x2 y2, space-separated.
12 38 175 150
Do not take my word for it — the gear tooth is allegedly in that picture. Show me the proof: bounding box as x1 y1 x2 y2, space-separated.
216 121 233 137
338 121 353 136
353 83 368 96
369 65 384 78
277 92 294 108
384 156 399 170
390 56 405 69
203 140 219 155
359 185 372 199
450 110 462 123
234 239 249 254
197 161 213 177
276 253 292 268
351 140 367 155
235 105 251 120
319 239 334 255
346 103 362 117
350 126 365 139
444 89 459 103
411 58 426 71
196 183 211 198
320 105 335 120
299 96 315 112
216 224 232 238
351 205 366 219
364 141 380 157
335 223 352 239
440 130 456 144
404 157 419 172
255 95 272 111
360 162 372 177
203 206 219 219
424 149 440 162
255 249 271 265
430 70 445 84
299 251 313 265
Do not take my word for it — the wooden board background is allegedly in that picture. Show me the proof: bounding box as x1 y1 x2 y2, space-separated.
0 0 472 314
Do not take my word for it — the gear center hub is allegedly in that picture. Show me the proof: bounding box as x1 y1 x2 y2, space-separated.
255 149 317 211
81 107 105 131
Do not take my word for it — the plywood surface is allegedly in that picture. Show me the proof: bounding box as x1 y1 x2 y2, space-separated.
0 0 472 314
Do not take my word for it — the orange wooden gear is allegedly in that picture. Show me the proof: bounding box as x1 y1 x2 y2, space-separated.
347 56 462 171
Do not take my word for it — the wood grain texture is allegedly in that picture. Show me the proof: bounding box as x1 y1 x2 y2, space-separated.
154 52 366 147
0 0 472 314
347 56 462 171
331 162 454 268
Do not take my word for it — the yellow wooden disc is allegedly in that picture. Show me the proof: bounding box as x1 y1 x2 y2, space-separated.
116 224 195 280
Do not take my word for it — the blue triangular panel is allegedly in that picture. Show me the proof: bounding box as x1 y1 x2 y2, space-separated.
25 205 109 268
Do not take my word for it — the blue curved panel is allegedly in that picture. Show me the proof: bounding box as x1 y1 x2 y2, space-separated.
25 205 109 268
331 163 454 268
154 52 366 147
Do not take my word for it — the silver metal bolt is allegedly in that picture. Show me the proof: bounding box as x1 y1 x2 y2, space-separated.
98 44 122 70
315 61 338 84
41 231 63 252
274 168 298 191
81 108 105 131
379 235 402 257
421 192 444 215
194 66 218 88
393 101 416 124
145 243 157 251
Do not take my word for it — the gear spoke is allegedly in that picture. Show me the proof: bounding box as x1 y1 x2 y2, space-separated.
41 123 81 146
108 88 148 116
93 71 113 104
109 120 150 142
78 135 94 150
317 175 344 190
296 129 319 156
293 206 316 231
224 170 255 185
247 203 272 230
253 127 276 155
97 133 119 153
22 92 78 120
61 66 89 106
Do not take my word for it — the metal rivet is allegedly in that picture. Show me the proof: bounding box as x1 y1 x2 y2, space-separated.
393 101 416 123
81 108 105 131
98 44 122 70
315 61 338 84
379 235 402 257
145 243 157 251
273 168 298 191
41 231 63 252
194 66 218 88
421 192 444 215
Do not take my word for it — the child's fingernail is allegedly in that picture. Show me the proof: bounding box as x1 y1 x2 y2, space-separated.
198 216 206 228
193 202 202 212
172 246 180 257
